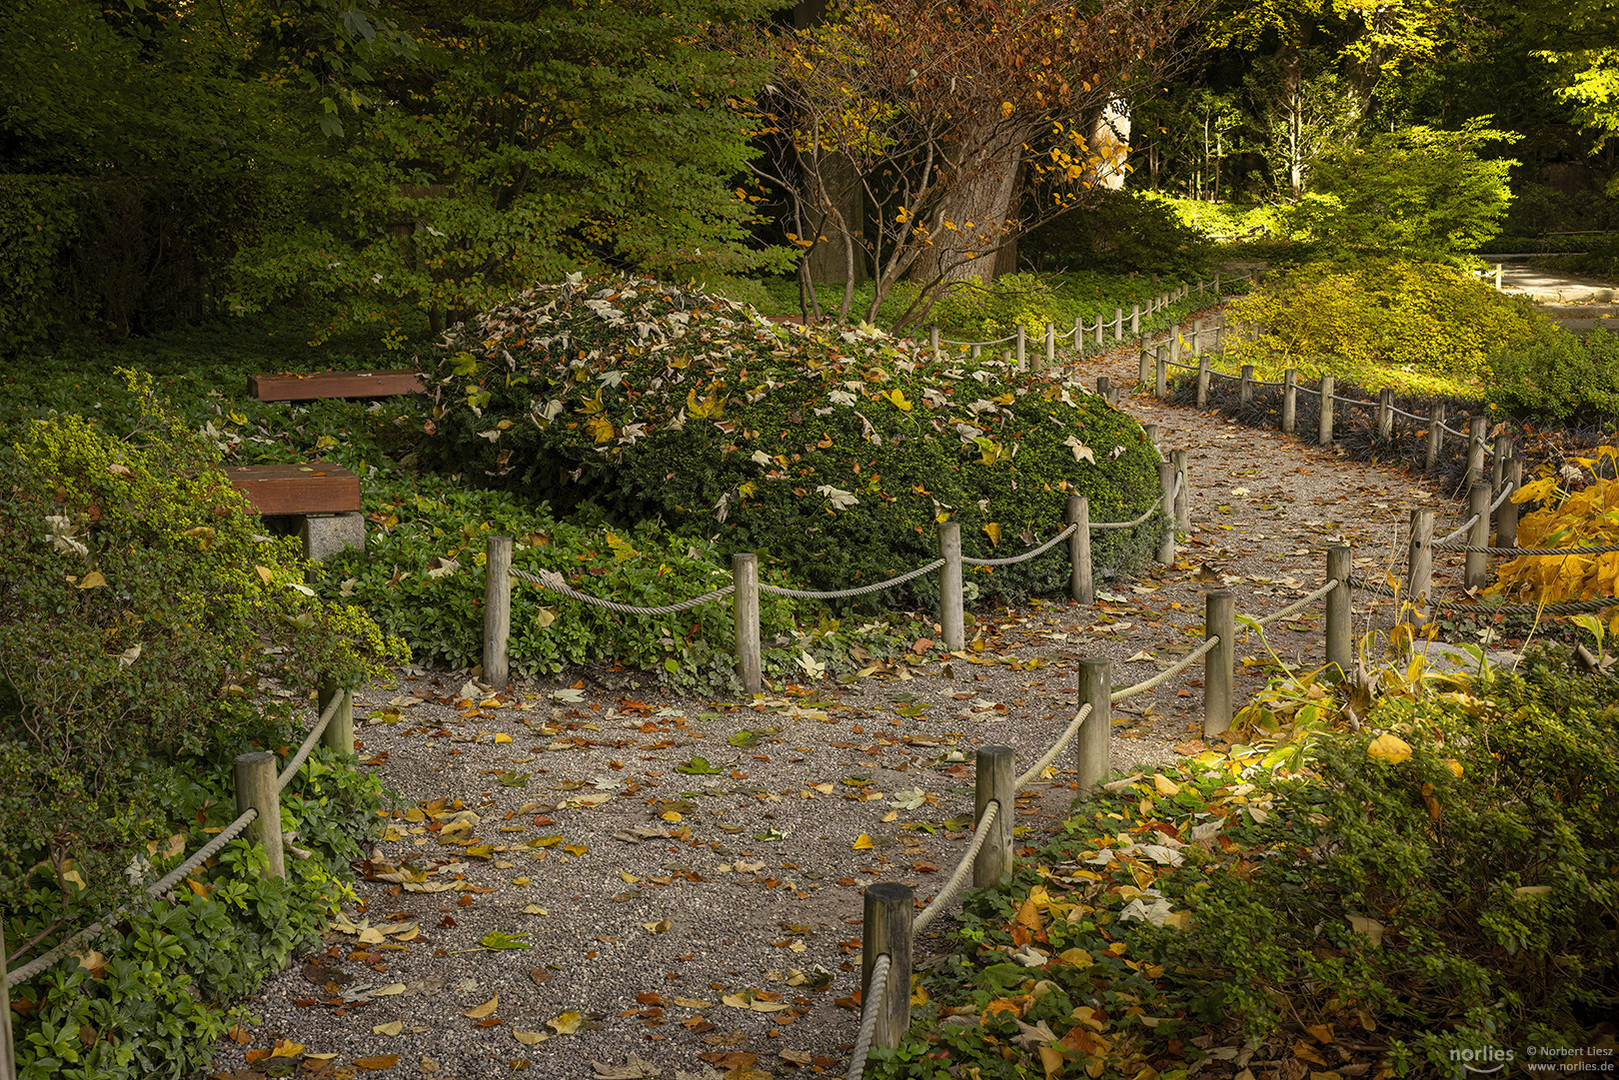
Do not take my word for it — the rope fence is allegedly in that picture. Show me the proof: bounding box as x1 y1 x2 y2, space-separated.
2 685 357 1028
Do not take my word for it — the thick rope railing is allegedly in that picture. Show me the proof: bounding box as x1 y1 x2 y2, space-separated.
846 955 892 1080
962 523 1079 567
760 560 947 600
1110 638 1218 704
1348 575 1619 616
277 690 345 791
938 332 1020 348
1090 491 1171 530
1461 542 1619 556
912 801 1003 935
5 807 259 988
511 565 736 615
1433 484 1518 551
1014 703 1094 791
1253 579 1341 628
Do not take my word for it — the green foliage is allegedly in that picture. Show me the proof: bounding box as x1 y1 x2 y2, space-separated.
6 745 388 1080
0 176 78 350
422 274 1166 608
1487 325 1619 421
0 374 404 917
1222 258 1546 393
1018 190 1215 278
1299 120 1520 261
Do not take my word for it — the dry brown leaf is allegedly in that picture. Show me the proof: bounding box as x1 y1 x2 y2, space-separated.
464 996 499 1019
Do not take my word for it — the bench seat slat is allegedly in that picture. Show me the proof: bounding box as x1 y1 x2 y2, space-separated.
249 370 425 402
224 462 362 516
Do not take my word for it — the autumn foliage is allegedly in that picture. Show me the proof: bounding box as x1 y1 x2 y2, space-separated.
1488 449 1619 620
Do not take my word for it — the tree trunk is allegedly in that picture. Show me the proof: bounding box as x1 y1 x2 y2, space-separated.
910 123 1026 287
804 152 866 284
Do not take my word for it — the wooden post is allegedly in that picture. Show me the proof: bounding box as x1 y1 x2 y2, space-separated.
1114 307 1124 341
1214 270 1222 294
1467 416 1488 482
1494 263 1503 290
1426 404 1445 473
1196 357 1210 410
1097 376 1112 405
483 535 512 691
732 553 761 694
971 344 981 359
1015 324 1026 370
1407 509 1434 626
1137 341 1151 386
1143 423 1160 450
1 923 16 1080
1068 496 1093 605
930 327 941 360
1191 322 1203 356
973 746 1014 888
862 883 913 1049
1156 462 1177 565
1319 375 1335 446
1043 323 1055 371
938 523 964 651
1095 314 1105 347
1204 590 1235 739
1073 316 1084 356
235 752 285 881
1491 433 1512 493
1281 370 1297 434
317 680 354 756
1239 365 1254 407
1466 483 1491 590
1171 449 1190 535
1130 302 1140 334
1155 351 1168 398
1076 658 1112 796
1325 546 1352 677
1377 389 1395 442
1500 458 1522 548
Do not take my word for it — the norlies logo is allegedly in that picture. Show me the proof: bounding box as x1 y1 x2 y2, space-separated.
1452 1047 1515 1074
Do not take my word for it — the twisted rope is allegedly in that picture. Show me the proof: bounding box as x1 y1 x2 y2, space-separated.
1111 638 1217 705
1253 579 1341 628
278 690 345 791
511 565 735 615
6 807 259 987
1090 493 1170 531
846 954 891 1080
1463 542 1619 556
1437 420 1471 438
912 801 1002 935
1433 515 1481 550
1015 703 1093 791
761 559 946 600
963 524 1079 567
939 332 1019 348
1347 576 1619 616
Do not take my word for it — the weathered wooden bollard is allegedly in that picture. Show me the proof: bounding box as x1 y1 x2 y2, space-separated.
1042 323 1055 371
1155 350 1168 398
317 680 355 755
938 522 964 651
1143 423 1160 450
1 924 16 1080
1319 375 1336 446
1204 589 1235 739
1467 416 1488 481
1068 495 1093 605
235 752 285 881
1377 389 1395 442
1076 658 1112 795
1172 449 1190 536
1239 365 1254 407
1015 324 1027 370
973 746 1014 888
732 553 761 693
1500 458 1522 548
1196 357 1210 410
1407 510 1434 626
483 535 513 690
862 884 913 1050
1426 404 1445 472
1281 370 1297 434
1491 433 1512 492
1325 546 1352 676
1156 461 1178 565
1137 342 1151 386
1465 484 1491 590
1130 303 1140 334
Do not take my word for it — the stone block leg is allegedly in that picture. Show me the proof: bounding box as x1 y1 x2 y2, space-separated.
299 512 366 560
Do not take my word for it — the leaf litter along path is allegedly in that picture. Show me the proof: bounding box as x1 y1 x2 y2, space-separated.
205 318 1464 1080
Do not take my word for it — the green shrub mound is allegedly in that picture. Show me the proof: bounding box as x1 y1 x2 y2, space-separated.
423 274 1165 605
1022 189 1214 278
1488 324 1619 422
1223 258 1545 394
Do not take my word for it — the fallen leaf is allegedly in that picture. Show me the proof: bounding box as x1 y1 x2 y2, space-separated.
547 1011 584 1034
464 996 499 1019
355 1055 400 1071
372 1021 404 1037
591 1053 661 1079
270 1041 305 1058
1366 733 1412 764
514 1031 550 1046
852 834 874 850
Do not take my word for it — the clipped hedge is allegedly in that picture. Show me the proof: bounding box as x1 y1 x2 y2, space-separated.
421 275 1165 606
1487 325 1619 423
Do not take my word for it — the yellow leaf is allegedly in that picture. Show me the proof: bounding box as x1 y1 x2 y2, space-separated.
1445 759 1464 777
1001 100 1014 119
493 732 513 744
586 415 616 444
852 834 875 850
882 388 913 412
1366 734 1412 765
255 565 274 585
1015 898 1043 933
514 1031 550 1046
547 1011 583 1034
464 996 499 1019
270 1041 305 1058
661 811 682 822
1039 1043 1066 1079
1153 774 1180 796
76 571 106 589
983 522 1002 547
563 843 588 857
372 1021 404 1037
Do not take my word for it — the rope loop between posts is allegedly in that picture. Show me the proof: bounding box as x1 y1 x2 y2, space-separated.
1433 515 1481 551
963 524 1078 567
1109 637 1217 704
846 954 892 1080
277 690 345 791
912 801 1002 935
761 559 946 600
1463 542 1619 556
5 807 260 987
511 565 736 615
1253 579 1341 628
1347 575 1619 616
1014 703 1092 791
1090 493 1169 531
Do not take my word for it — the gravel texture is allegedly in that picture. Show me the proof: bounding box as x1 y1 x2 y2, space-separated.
203 319 1465 1080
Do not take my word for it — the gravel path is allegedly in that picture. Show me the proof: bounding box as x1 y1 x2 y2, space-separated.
203 316 1472 1080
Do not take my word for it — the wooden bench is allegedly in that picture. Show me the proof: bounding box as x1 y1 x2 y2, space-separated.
248 369 425 403
224 461 365 559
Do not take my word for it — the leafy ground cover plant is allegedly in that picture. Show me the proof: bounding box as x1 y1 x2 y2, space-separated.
882 645 1617 1079
1219 258 1545 396
1487 324 1619 423
1487 448 1619 618
423 274 1166 608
